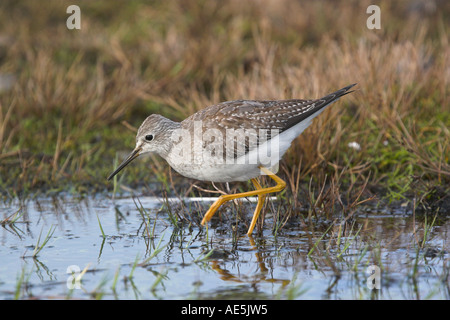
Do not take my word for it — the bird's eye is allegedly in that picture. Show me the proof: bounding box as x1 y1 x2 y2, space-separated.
145 134 154 141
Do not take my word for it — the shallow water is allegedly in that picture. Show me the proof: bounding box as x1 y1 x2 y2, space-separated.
0 195 448 300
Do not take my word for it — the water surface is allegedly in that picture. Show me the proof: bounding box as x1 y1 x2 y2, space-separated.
0 195 448 299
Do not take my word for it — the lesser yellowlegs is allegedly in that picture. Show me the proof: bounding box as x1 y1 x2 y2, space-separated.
108 84 356 235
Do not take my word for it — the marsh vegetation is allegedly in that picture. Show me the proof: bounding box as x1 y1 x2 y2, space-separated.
0 0 448 300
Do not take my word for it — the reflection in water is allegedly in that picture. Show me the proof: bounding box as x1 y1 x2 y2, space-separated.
0 196 448 299
210 235 290 288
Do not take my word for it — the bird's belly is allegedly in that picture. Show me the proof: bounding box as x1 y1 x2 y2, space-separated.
170 161 261 182
165 136 285 182
165 150 265 182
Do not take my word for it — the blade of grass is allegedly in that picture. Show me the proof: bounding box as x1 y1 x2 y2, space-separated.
96 211 106 238
139 232 167 265
128 253 140 279
111 266 121 293
150 268 168 292
337 223 362 259
32 225 56 258
193 248 215 263
1 208 23 225
307 223 334 257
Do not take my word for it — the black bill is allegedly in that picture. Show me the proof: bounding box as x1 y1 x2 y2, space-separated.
107 147 142 180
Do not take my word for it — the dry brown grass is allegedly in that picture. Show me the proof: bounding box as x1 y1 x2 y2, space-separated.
0 0 448 204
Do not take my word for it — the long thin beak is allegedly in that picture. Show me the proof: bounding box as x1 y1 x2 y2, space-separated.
107 147 142 181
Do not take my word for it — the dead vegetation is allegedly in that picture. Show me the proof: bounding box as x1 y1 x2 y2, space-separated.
0 1 448 218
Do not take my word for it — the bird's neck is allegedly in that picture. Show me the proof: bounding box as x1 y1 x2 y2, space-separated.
157 119 182 159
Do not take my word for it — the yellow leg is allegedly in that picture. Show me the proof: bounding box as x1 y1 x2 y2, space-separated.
247 178 266 235
200 166 286 235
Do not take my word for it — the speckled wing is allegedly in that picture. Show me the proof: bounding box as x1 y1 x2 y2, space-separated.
181 84 356 159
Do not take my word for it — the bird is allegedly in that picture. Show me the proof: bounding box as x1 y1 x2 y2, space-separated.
108 84 356 235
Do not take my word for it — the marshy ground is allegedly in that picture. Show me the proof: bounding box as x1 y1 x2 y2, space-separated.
0 0 449 300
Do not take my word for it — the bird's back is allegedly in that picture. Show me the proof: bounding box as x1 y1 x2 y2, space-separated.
165 84 355 182
180 84 355 157
183 84 355 133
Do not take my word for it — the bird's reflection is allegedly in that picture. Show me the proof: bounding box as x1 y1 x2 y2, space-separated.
209 235 290 287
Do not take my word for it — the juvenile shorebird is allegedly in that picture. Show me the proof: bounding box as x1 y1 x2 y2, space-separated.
108 84 356 235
